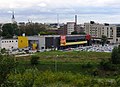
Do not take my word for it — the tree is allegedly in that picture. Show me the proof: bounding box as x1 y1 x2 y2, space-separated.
71 31 86 35
12 23 19 36
0 55 16 86
18 23 47 36
2 23 19 38
79 32 86 35
101 35 107 46
71 31 78 35
39 31 47 35
111 46 120 64
39 31 57 35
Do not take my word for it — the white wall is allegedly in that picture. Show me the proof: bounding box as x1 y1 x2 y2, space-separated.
67 22 75 35
1 39 18 50
39 37 45 50
27 36 45 50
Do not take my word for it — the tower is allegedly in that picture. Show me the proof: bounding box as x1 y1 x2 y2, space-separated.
75 15 77 25
57 14 60 28
74 15 77 31
11 11 16 24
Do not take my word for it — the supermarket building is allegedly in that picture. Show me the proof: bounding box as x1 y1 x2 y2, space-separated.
0 35 91 50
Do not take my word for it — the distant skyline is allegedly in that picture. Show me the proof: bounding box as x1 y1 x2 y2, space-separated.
1 0 120 24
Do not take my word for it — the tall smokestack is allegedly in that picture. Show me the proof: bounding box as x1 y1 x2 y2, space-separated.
74 15 77 32
75 15 77 25
57 14 60 28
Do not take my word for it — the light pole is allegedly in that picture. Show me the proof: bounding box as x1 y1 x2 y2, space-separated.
14 56 16 87
55 55 58 72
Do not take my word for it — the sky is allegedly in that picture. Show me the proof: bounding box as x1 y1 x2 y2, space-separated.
0 0 120 24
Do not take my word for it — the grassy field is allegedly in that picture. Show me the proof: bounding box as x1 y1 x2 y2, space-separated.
6 51 120 87
15 51 112 75
1 51 120 86
17 51 111 63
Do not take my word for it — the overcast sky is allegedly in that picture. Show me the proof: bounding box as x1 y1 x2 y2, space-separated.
0 0 120 24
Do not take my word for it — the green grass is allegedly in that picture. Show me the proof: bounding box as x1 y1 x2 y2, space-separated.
15 51 112 76
8 70 120 87
17 51 111 63
3 51 120 86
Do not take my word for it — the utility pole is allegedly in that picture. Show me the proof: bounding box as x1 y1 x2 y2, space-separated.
57 14 60 28
55 55 58 72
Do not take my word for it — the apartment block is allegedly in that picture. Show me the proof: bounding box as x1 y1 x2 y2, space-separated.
67 22 75 35
84 21 116 43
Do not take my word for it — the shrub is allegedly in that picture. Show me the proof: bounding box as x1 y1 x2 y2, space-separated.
100 59 119 72
81 62 94 69
7 70 119 87
111 46 120 64
1 48 7 54
116 76 120 86
30 55 39 65
8 68 39 87
0 55 16 86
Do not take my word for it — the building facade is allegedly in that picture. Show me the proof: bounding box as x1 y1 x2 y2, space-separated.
84 21 116 43
1 39 18 50
0 35 91 50
116 25 120 43
27 36 45 50
76 24 85 34
67 22 75 35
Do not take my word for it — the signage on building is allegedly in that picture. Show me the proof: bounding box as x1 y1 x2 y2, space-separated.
60 35 66 46
18 36 28 49
65 41 87 45
86 34 91 40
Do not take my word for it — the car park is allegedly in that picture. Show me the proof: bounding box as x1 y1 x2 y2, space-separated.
63 44 116 53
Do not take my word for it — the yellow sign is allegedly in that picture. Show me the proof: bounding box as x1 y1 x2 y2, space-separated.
18 36 28 48
60 41 87 46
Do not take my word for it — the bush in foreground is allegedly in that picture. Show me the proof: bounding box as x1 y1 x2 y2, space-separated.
7 70 120 87
30 55 39 65
111 46 120 64
0 55 16 86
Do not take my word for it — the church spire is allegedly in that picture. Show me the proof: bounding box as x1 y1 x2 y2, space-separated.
12 11 15 19
11 10 16 24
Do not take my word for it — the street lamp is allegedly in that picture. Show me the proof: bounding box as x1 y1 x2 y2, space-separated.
55 55 58 72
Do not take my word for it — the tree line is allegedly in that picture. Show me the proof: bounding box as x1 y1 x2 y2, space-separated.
0 23 48 38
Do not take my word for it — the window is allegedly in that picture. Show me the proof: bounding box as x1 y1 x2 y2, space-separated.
2 41 4 43
116 39 118 41
12 41 14 42
9 41 11 42
16 40 17 42
41 47 44 49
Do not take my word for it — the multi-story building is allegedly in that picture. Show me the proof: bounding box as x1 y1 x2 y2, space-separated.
76 24 85 34
57 25 67 35
116 25 120 43
84 21 116 43
67 22 75 35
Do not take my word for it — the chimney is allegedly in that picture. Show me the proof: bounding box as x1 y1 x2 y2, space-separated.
75 15 77 25
75 15 77 31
